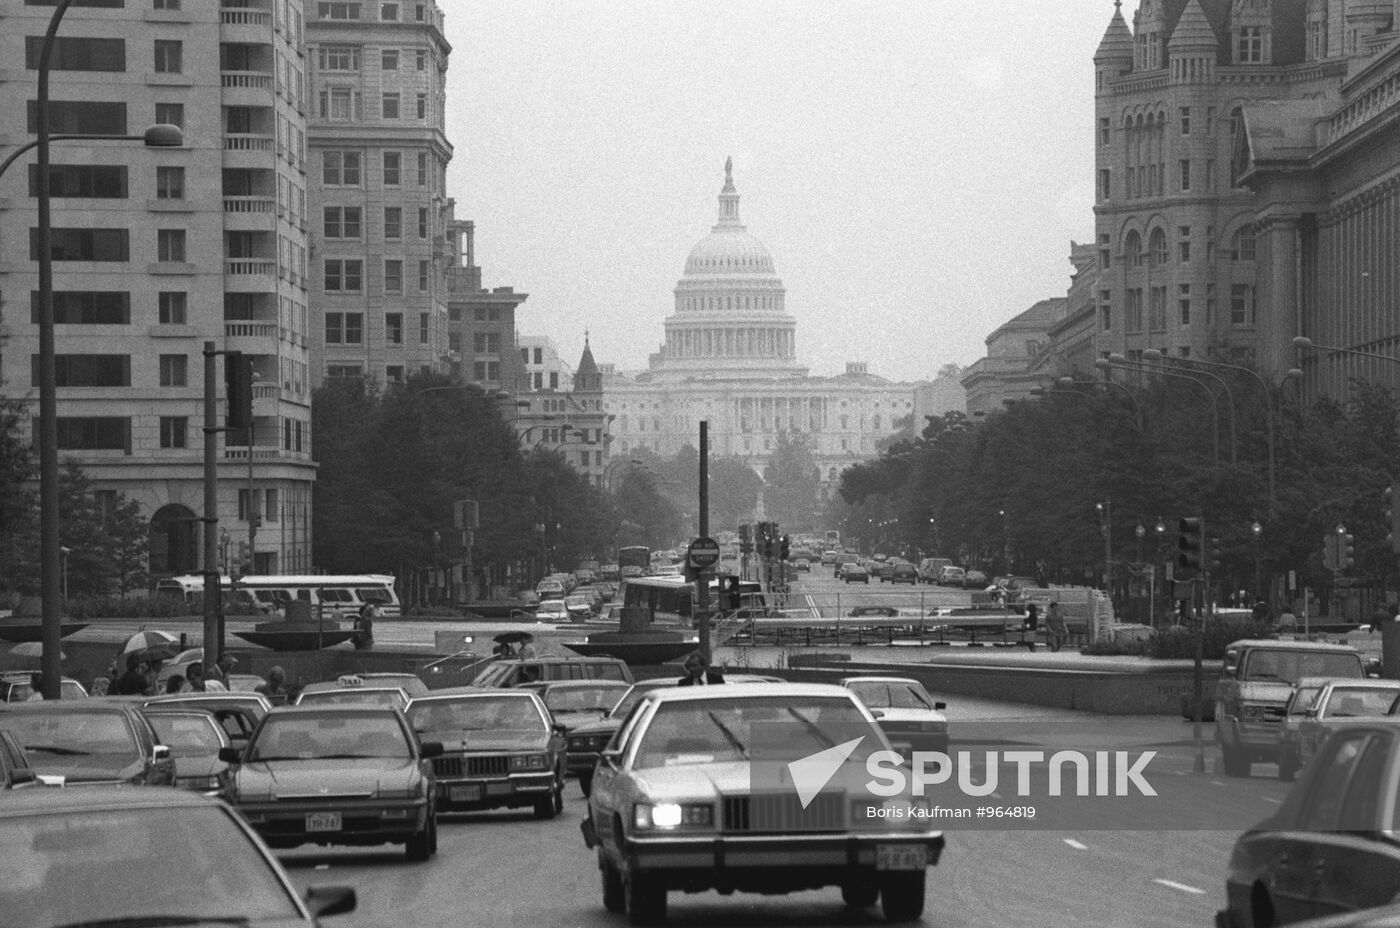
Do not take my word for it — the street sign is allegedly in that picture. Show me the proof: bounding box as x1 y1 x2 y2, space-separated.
687 536 721 569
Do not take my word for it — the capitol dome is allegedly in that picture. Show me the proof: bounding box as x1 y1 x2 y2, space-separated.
681 158 778 279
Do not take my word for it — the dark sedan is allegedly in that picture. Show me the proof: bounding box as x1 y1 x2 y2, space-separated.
405 689 566 819
143 707 233 797
0 787 356 927
0 701 175 787
1218 720 1400 927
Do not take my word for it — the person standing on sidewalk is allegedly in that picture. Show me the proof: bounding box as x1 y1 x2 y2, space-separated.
1046 601 1069 652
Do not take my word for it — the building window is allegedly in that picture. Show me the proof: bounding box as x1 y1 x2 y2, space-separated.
380 2 398 20
55 417 130 452
326 364 364 378
1099 116 1110 145
416 152 427 186
474 361 500 381
33 291 130 325
1098 232 1110 269
384 206 401 239
318 46 360 71
1206 226 1217 264
322 151 361 186
159 354 187 387
382 151 400 185
381 92 399 119
418 260 429 291
381 49 398 71
473 333 501 353
319 86 357 121
533 347 543 365
416 49 426 71
1205 160 1215 191
386 313 403 345
1179 159 1190 191
30 227 129 261
157 228 186 262
28 164 127 198
384 259 402 293
1098 169 1111 200
265 489 279 523
1231 284 1255 325
155 165 184 199
1149 228 1167 267
1206 283 1217 324
416 93 427 119
549 372 559 389
418 207 428 238
1232 230 1256 262
1126 230 1142 267
160 416 187 449
1178 284 1191 325
153 39 182 74
25 35 125 71
1180 107 1190 135
325 312 363 344
27 100 127 135
158 291 186 324
318 2 363 19
1125 288 1143 334
323 259 363 292
1238 26 1263 63
155 102 184 128
1099 290 1112 331
323 205 362 239
1178 226 1191 263
419 312 429 345
1206 107 1215 134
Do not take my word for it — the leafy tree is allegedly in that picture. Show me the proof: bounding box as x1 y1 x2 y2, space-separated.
108 497 150 595
763 431 822 532
708 456 763 529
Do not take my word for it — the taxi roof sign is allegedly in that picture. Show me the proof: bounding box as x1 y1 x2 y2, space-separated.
336 674 364 686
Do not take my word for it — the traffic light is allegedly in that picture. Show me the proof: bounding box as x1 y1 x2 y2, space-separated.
1339 529 1356 571
724 575 742 610
237 542 252 574
1207 536 1222 573
739 524 752 555
1388 486 1400 553
225 351 254 430
1323 533 1338 570
780 535 791 560
1177 517 1203 573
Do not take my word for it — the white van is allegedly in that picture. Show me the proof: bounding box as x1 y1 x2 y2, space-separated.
1017 587 1115 642
918 558 953 584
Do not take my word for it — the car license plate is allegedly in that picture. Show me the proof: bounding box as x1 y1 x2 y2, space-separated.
306 812 341 833
486 782 513 796
876 844 926 871
450 785 483 802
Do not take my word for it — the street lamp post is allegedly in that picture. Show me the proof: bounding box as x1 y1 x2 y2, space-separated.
1154 519 1167 626
22 0 185 698
1251 521 1263 603
997 509 1009 573
1097 356 1224 464
1096 501 1112 594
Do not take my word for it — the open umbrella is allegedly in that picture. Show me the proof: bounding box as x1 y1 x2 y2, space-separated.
9 642 64 661
493 631 534 645
122 630 180 654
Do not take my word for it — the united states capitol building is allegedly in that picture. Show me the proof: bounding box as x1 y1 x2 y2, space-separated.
601 161 947 496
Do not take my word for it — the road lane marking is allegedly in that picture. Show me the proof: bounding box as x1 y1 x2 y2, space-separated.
1064 839 1088 850
1154 879 1206 895
1261 796 1283 804
315 864 330 870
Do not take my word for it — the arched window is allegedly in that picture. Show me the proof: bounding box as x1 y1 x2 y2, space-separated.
1149 228 1168 267
1125 230 1143 267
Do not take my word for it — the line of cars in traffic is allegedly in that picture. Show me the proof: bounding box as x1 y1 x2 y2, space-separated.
0 654 952 925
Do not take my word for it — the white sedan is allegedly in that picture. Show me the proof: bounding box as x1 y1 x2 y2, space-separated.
535 599 570 622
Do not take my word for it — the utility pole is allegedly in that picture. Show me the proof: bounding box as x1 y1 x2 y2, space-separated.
202 344 222 670
696 421 711 662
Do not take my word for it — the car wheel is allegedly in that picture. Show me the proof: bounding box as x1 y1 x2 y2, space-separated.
841 883 879 907
625 871 667 925
405 817 433 862
535 780 562 819
879 872 925 922
579 770 594 797
601 853 625 913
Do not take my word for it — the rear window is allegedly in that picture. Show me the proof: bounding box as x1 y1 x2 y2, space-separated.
1243 650 1364 684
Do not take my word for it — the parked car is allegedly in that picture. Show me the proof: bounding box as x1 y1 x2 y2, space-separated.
917 557 952 584
221 704 442 861
0 672 88 702
0 700 175 787
844 563 871 584
888 563 919 584
1216 639 1368 777
141 707 234 796
535 599 570 622
1217 721 1400 927
936 566 967 587
536 579 566 598
404 688 566 819
471 657 634 689
962 569 989 590
1275 678 1400 780
0 788 357 927
581 683 945 923
841 676 948 755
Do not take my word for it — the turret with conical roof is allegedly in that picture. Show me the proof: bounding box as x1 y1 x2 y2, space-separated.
1095 1 1135 91
575 332 602 394
1169 0 1218 83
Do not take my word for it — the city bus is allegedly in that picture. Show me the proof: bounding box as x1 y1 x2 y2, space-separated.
824 529 841 549
155 574 401 618
617 545 651 578
618 575 768 625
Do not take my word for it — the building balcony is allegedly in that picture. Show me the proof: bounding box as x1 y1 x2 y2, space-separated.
222 446 311 465
224 320 278 355
223 195 277 231
220 7 274 36
221 71 274 92
223 133 276 169
223 261 277 293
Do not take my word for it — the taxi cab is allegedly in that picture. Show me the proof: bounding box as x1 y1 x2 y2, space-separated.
295 676 411 710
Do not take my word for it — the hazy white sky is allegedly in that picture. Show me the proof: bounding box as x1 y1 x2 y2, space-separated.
444 2 1113 383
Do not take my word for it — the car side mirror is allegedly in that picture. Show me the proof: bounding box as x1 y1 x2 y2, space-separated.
934 702 947 711
152 745 171 763
10 768 37 786
217 746 243 764
304 886 357 918
599 748 623 767
1367 658 1383 677
552 722 568 736
419 741 444 759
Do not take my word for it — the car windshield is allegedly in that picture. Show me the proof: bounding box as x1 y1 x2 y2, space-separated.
632 696 881 768
1243 651 1364 684
545 685 628 712
248 713 410 760
0 805 300 927
848 681 933 710
1323 688 1400 717
1287 688 1322 716
297 689 406 708
146 715 224 756
610 684 673 719
408 696 543 733
1 711 136 757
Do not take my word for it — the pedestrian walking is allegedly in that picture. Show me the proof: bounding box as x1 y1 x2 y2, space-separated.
116 654 152 695
206 652 238 687
1023 603 1040 651
255 666 290 705
1046 601 1069 653
353 602 378 651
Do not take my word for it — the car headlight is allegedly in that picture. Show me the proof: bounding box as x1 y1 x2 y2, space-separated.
177 775 219 789
634 802 714 830
510 753 549 771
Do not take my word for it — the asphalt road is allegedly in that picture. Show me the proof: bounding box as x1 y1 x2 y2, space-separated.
277 693 1288 928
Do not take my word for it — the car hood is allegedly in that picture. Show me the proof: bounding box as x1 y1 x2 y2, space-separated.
630 759 869 800
28 753 144 784
875 709 946 725
237 759 419 797
1235 681 1295 705
425 730 550 753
